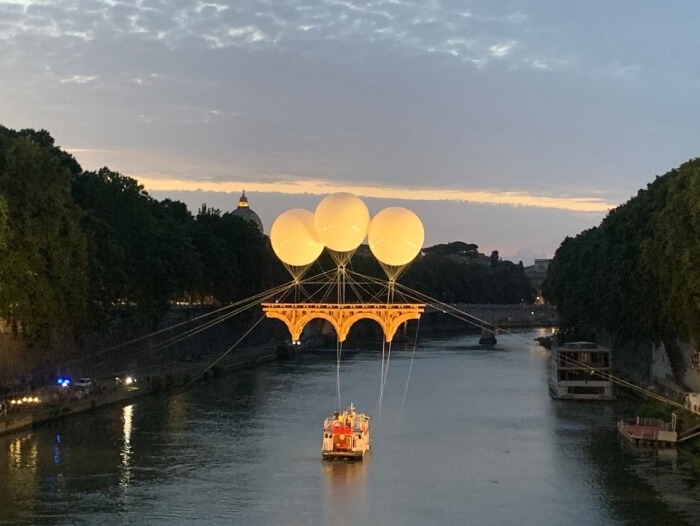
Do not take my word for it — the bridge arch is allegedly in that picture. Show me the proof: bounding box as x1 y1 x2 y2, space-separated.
262 303 425 343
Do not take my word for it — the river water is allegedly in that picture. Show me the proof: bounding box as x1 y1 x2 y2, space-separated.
1 328 699 525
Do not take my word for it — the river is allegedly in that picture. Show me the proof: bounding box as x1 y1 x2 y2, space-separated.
1 328 699 525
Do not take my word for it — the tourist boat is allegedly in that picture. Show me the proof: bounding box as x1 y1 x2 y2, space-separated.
549 341 614 400
322 403 370 460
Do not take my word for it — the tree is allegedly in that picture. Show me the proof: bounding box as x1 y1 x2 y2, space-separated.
543 160 689 344
72 168 201 324
0 138 88 345
17 128 82 177
192 206 278 304
0 194 7 249
642 159 700 344
401 247 532 304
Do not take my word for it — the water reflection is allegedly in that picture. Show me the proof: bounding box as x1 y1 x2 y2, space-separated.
120 404 134 488
4 433 39 522
1 330 699 526
322 460 369 525
53 434 61 465
8 434 38 473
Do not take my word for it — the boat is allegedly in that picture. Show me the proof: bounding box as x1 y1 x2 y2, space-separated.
549 341 614 400
322 403 370 460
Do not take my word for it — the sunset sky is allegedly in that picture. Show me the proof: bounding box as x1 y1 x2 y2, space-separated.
2 0 699 264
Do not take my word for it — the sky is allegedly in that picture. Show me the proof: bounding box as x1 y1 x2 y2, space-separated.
1 1 699 265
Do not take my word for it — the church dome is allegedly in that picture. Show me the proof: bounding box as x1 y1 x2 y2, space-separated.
231 190 263 232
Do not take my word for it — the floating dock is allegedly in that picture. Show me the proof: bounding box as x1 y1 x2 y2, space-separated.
617 416 677 448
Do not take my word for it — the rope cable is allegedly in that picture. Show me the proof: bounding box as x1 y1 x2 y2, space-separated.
401 317 421 414
180 315 267 391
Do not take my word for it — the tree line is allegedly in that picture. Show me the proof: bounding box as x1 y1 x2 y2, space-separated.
0 125 534 350
543 158 700 347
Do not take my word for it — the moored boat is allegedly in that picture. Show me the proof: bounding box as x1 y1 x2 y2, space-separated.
549 341 614 400
322 403 370 460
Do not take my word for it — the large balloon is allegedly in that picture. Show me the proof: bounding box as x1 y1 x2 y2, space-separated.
368 207 424 266
270 209 324 266
314 192 370 252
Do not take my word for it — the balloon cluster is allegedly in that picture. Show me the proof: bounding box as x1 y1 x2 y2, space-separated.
270 192 424 268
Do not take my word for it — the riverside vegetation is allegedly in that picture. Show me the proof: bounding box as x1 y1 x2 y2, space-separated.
543 157 700 363
0 124 532 379
543 157 700 459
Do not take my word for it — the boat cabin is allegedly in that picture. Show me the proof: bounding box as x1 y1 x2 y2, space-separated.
549 341 614 400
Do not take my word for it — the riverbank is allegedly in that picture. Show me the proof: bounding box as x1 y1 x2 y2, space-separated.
0 342 280 437
4 328 699 525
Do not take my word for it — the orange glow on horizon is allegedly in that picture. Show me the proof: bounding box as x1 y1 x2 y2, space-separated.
135 175 614 213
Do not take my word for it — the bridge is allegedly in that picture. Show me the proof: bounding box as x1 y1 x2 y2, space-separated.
422 303 559 344
262 302 557 346
424 303 559 328
262 302 425 343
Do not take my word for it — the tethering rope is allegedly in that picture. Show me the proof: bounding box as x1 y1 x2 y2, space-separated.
74 263 695 419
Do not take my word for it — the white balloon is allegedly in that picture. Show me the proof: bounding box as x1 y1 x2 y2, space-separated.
314 193 370 252
368 207 424 266
270 209 324 266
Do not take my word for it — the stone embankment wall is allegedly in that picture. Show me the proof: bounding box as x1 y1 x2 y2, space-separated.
1 306 290 390
593 330 699 394
651 340 700 393
2 303 559 389
0 338 283 437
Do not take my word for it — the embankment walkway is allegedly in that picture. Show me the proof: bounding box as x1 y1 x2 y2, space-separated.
0 342 279 437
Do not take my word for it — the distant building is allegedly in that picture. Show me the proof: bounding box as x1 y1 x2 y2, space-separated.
231 190 263 232
524 259 551 303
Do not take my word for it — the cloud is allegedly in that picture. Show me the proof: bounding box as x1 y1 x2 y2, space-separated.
609 63 641 80
59 74 97 83
0 0 557 75
489 42 514 58
134 175 614 213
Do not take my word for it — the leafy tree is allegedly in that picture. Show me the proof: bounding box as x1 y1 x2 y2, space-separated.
0 138 88 345
192 206 278 303
72 168 200 324
0 194 7 249
401 248 532 304
543 161 688 344
423 241 479 258
17 128 82 177
642 159 700 344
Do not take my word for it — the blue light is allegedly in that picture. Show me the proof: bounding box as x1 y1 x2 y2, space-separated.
56 378 63 385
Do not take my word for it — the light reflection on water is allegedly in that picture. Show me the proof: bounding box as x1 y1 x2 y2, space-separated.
322 459 369 526
120 404 133 490
0 329 698 526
